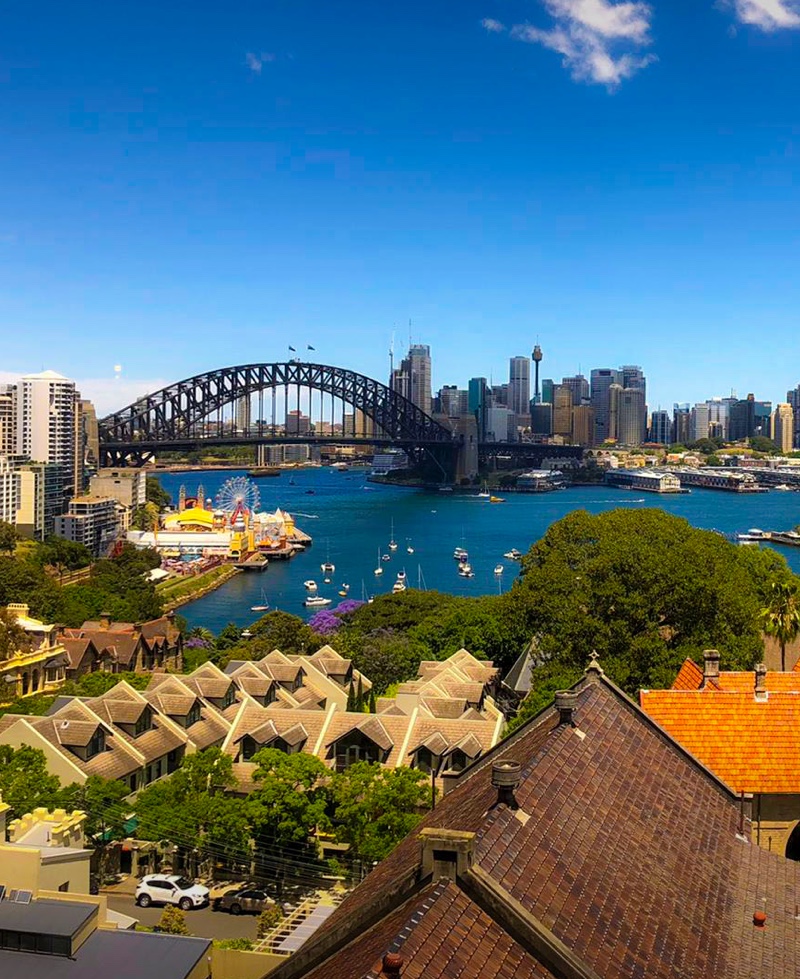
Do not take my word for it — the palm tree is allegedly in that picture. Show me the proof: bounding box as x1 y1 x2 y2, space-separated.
761 581 800 671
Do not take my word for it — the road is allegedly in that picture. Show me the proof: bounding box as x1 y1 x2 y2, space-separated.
106 896 260 941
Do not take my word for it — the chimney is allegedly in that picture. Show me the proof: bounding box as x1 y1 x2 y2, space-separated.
554 689 578 726
754 663 768 700
381 952 404 979
491 759 521 810
419 828 475 880
99 611 111 630
702 649 720 686
132 622 142 639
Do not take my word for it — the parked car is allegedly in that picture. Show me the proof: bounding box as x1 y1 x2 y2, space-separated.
135 874 210 910
213 887 273 915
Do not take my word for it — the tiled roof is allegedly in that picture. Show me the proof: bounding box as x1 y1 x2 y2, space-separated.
672 659 800 693
302 879 554 979
419 697 468 719
640 688 800 792
283 671 800 979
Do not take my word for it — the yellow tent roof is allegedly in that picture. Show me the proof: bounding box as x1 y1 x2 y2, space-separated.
164 507 214 529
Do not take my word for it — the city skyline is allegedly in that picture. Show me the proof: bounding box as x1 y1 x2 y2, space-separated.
0 1 798 413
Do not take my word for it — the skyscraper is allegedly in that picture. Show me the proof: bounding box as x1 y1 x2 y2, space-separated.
468 377 489 440
561 375 590 406
729 395 756 442
590 369 622 444
541 378 555 407
532 345 543 404
621 365 646 395
15 370 77 518
772 403 794 454
673 404 691 445
406 344 432 413
509 357 531 416
552 384 573 439
0 385 15 458
607 383 624 442
787 385 800 448
617 389 646 446
571 405 595 447
649 410 672 444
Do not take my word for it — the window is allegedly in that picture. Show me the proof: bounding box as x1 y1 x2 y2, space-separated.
222 685 236 708
186 703 201 726
58 881 69 892
335 739 380 771
134 709 152 737
87 727 105 759
415 747 436 775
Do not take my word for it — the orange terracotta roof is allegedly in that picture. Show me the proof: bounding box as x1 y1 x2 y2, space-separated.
640 689 800 793
671 659 800 693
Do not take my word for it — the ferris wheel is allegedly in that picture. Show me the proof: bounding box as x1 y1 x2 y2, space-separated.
215 476 261 524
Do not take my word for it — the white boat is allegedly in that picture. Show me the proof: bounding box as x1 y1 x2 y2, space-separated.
304 580 318 591
477 482 490 498
392 577 407 593
323 577 331 584
458 563 475 578
736 529 766 541
251 588 270 612
396 570 407 584
494 564 504 575
374 548 384 576
775 484 793 492
406 539 414 554
503 549 523 560
338 583 350 597
382 553 391 562
304 595 332 608
454 547 468 560
321 561 335 574
389 519 398 551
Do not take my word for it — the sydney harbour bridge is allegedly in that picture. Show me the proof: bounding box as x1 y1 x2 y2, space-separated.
98 362 582 480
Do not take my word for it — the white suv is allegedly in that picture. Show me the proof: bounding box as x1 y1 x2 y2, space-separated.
135 874 210 910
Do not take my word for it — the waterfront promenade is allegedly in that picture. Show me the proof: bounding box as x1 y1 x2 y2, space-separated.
154 467 800 633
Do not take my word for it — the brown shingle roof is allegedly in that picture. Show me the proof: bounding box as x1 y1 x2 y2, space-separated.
285 671 800 979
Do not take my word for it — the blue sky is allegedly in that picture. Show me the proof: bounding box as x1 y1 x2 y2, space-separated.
0 0 798 414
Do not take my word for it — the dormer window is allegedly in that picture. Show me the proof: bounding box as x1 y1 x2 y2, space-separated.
222 685 236 708
134 708 152 737
187 703 201 726
87 728 105 759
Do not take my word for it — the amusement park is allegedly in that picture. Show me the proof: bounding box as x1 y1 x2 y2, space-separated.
127 475 312 574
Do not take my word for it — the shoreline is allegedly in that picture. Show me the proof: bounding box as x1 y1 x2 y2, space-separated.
159 565 241 612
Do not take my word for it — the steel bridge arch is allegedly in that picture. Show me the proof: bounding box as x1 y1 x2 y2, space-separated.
98 361 456 465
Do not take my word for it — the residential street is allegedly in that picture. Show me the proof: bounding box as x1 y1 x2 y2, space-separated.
106 896 260 941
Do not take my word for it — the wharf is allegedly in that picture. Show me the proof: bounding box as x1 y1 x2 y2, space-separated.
235 553 269 571
764 531 800 548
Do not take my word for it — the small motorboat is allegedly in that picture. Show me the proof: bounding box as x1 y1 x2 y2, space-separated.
504 549 523 560
304 595 332 608
489 496 505 503
306 489 316 495
396 570 407 584
494 565 504 575
775 484 793 492
406 540 414 554
382 553 391 562
454 547 468 560
338 583 350 597
458 562 475 578
324 577 331 584
321 562 335 574
392 580 407 593
304 580 318 591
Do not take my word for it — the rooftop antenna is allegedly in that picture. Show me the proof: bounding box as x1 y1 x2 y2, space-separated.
389 332 395 379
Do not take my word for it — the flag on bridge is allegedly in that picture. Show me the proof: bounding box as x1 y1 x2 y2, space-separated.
307 345 315 351
288 345 296 352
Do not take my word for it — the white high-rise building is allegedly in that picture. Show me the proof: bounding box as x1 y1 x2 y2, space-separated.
772 403 795 454
393 344 432 414
0 386 15 458
508 357 531 415
15 370 78 515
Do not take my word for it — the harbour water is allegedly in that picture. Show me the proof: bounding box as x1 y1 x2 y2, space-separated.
155 468 800 633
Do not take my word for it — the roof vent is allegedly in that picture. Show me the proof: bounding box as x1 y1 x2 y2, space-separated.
381 952 404 978
702 649 720 686
491 759 521 809
754 663 768 700
753 911 767 929
554 690 578 726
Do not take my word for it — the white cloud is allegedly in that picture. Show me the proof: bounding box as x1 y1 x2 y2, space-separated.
0 371 171 417
510 0 656 88
245 51 276 74
481 17 507 32
730 0 800 29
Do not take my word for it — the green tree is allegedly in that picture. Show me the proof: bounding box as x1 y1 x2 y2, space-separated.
146 477 172 510
157 905 190 935
247 749 330 845
368 688 377 713
57 775 131 875
511 508 786 694
0 745 63 817
346 681 357 712
0 605 32 661
749 435 778 454
215 622 243 652
761 580 800 671
0 521 17 555
135 748 250 857
36 537 93 575
247 610 317 654
330 763 428 863
256 906 282 938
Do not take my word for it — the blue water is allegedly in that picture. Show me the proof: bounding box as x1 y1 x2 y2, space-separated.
155 468 800 633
